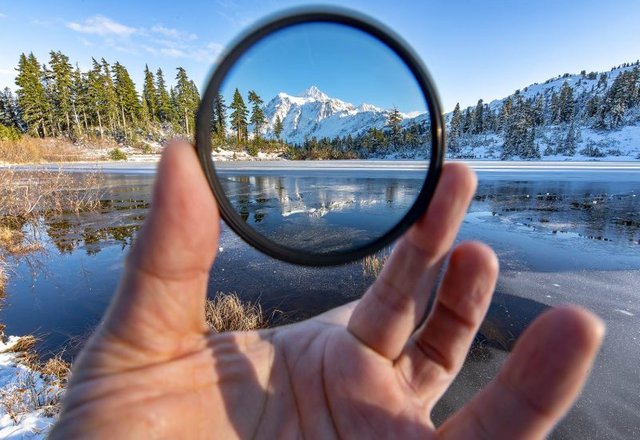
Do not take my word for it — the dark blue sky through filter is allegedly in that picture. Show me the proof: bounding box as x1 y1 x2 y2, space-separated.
220 22 426 113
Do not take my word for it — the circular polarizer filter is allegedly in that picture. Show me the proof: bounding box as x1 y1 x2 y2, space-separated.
196 7 445 266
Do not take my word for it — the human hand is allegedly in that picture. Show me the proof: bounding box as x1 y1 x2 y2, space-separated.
50 141 604 439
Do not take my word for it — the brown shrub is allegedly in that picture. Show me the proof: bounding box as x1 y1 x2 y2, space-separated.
205 292 265 332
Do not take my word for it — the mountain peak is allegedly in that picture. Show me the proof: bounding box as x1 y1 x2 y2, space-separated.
302 86 328 100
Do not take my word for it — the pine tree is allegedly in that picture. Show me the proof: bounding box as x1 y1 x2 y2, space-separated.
70 65 89 135
100 59 118 132
472 99 484 134
155 68 172 123
447 103 462 154
15 53 50 136
142 65 157 123
557 81 575 123
113 62 141 131
274 114 283 142
213 94 226 136
386 107 402 148
87 58 106 137
173 67 199 135
462 107 472 133
229 88 248 143
559 121 577 156
532 95 544 126
49 50 73 134
0 87 24 131
247 90 266 138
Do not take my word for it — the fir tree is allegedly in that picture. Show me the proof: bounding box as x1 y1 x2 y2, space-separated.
386 107 402 148
213 94 226 136
557 81 575 123
173 67 199 135
247 90 266 138
229 88 248 143
113 62 141 130
15 53 50 136
447 103 462 153
100 59 118 132
274 114 283 141
49 50 73 134
472 99 484 134
0 87 24 131
155 68 172 123
142 65 157 123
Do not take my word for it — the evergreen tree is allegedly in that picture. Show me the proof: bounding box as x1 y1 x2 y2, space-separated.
557 81 575 123
49 50 73 134
462 107 472 133
173 67 199 135
213 94 226 136
274 114 283 141
112 62 141 130
70 65 89 135
155 68 172 123
15 52 50 136
229 88 248 142
100 59 118 132
86 58 106 137
142 65 157 123
472 99 484 133
447 103 462 153
0 87 24 131
532 95 544 126
559 121 577 155
386 107 402 148
247 90 266 138
502 95 538 159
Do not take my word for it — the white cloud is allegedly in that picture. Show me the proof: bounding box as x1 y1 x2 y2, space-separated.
0 68 14 75
150 25 197 42
67 15 221 63
67 15 136 37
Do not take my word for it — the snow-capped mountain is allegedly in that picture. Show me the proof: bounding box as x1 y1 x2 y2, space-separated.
260 86 422 144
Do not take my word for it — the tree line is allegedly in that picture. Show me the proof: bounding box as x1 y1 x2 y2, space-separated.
0 50 200 145
447 62 640 159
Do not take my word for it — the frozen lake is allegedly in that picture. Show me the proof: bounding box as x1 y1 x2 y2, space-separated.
1 160 639 438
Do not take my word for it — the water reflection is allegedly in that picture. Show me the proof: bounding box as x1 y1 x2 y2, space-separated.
219 173 423 253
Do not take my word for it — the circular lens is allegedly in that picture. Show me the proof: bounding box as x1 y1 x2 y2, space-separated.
197 11 444 265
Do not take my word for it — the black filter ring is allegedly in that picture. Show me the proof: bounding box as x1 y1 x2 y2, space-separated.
195 6 445 266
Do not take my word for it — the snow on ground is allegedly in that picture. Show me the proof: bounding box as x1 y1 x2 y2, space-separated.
0 337 61 439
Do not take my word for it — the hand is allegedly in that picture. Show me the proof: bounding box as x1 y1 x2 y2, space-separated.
50 142 604 439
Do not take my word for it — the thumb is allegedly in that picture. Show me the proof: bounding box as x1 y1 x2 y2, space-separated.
91 141 220 367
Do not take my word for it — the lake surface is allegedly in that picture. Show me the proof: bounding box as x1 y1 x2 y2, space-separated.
1 161 639 439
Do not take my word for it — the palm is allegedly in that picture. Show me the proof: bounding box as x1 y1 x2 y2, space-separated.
51 143 603 439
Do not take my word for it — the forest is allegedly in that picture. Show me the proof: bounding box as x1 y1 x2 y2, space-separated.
1 51 639 160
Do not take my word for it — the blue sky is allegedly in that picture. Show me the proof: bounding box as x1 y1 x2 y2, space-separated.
221 22 426 113
0 0 639 112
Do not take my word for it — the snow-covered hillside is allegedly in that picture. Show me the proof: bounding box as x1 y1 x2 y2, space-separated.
260 86 421 144
449 62 640 160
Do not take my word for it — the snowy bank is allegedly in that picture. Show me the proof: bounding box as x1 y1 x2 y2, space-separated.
0 336 64 439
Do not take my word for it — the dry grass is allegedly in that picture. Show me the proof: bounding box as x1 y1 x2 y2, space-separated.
205 292 265 332
3 335 38 353
0 136 117 163
362 253 388 279
0 167 104 219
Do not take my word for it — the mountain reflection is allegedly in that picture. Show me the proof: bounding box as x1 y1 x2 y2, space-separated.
218 173 423 253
